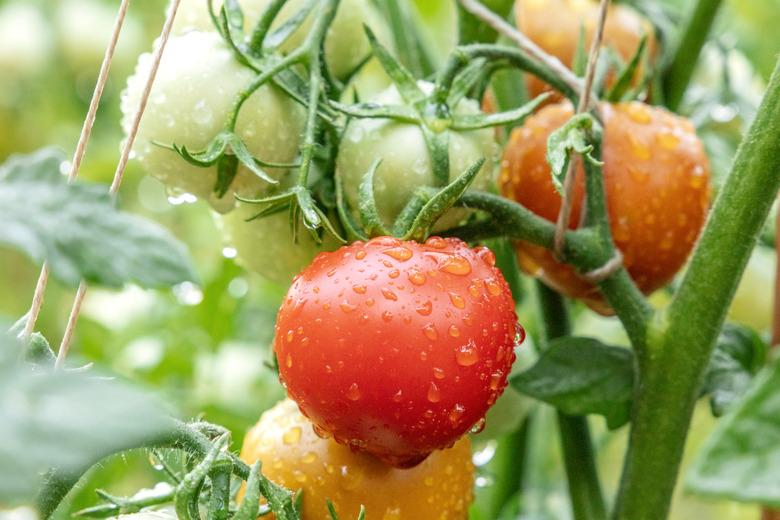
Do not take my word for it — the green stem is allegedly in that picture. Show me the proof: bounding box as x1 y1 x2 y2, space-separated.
614 59 780 520
536 283 607 520
662 0 725 111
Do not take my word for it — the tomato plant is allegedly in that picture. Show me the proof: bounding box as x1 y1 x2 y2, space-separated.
240 399 475 519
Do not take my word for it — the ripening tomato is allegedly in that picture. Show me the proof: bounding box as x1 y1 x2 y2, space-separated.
516 0 656 99
336 81 498 230
173 0 389 80
240 399 475 519
500 101 710 313
122 31 306 213
217 202 339 286
274 236 521 467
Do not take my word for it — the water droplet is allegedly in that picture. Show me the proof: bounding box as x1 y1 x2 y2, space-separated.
485 278 502 296
356 250 367 260
656 132 680 150
427 382 441 403
313 424 331 439
286 330 294 343
449 404 465 425
393 389 403 402
352 284 367 294
416 300 433 316
449 292 466 309
283 426 302 445
388 269 400 279
286 354 293 368
516 324 526 345
476 247 496 266
370 237 401 247
365 298 375 307
626 102 651 124
408 269 427 285
381 287 398 300
456 341 479 366
423 324 438 340
383 246 413 261
440 254 472 275
433 367 445 379
425 236 447 249
382 311 393 322
420 350 428 361
339 465 363 491
340 300 357 313
489 371 503 391
346 383 361 401
468 280 482 298
471 417 487 434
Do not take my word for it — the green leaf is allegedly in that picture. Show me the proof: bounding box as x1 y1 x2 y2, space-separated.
378 0 437 78
686 356 780 506
0 148 198 288
0 332 177 505
328 101 421 124
702 323 767 416
546 114 603 194
262 0 317 51
451 93 550 130
572 24 588 77
400 158 485 241
605 35 649 102
364 25 425 107
511 337 634 429
357 159 391 237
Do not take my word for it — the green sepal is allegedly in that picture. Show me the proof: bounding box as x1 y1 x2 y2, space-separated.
175 434 229 520
233 462 262 520
263 0 317 51
446 58 489 107
606 35 649 102
328 101 421 124
546 113 604 194
357 159 391 237
420 123 451 187
378 0 437 78
451 93 550 130
400 158 485 242
335 175 369 241
572 23 588 77
364 25 426 107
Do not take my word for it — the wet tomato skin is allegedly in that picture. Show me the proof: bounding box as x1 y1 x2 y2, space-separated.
240 399 475 519
273 236 520 468
500 101 711 313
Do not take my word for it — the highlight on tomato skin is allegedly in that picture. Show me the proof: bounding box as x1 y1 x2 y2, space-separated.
273 236 524 468
240 399 476 520
500 101 711 313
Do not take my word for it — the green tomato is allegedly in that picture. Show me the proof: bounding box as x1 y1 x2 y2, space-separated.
217 201 339 285
173 0 389 79
122 31 306 213
728 245 774 333
336 81 498 229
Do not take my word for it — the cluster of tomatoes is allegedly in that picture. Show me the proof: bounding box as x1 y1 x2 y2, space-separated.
123 0 711 517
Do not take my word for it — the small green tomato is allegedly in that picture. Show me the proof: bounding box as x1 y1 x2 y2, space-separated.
217 202 338 285
122 31 305 213
336 81 498 229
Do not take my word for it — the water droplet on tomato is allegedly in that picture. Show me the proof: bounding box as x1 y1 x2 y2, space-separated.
285 354 293 368
339 465 363 490
516 324 526 345
381 287 398 300
449 324 461 337
408 269 426 285
427 382 441 402
313 424 331 439
286 330 294 343
449 404 466 425
440 254 472 275
346 383 361 401
393 389 403 402
283 426 302 445
352 284 367 294
476 247 496 266
425 236 447 249
456 341 479 366
471 417 487 434
382 310 393 322
489 371 503 391
423 324 438 340
449 292 466 309
383 246 413 261
340 300 357 313
485 278 501 296
355 250 367 260
370 237 400 247
416 300 433 316
433 367 445 380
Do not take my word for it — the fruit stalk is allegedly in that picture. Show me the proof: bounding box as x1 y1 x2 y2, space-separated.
536 283 607 520
662 0 725 111
614 58 780 520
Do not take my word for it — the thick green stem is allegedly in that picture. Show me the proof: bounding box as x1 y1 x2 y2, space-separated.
536 283 607 520
662 0 725 111
614 59 780 520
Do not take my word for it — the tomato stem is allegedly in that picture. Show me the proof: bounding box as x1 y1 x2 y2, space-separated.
614 58 780 520
536 283 607 520
662 0 725 111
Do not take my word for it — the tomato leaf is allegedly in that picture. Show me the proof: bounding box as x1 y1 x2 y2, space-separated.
686 356 780 506
701 323 767 416
451 93 550 130
605 35 649 102
378 0 437 78
0 332 177 505
511 337 635 429
357 159 391 237
262 0 317 51
546 113 603 195
572 24 588 77
328 101 421 124
364 25 426 107
0 148 197 288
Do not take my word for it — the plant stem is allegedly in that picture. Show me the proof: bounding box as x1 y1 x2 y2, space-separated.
614 58 780 520
536 283 607 520
662 0 725 111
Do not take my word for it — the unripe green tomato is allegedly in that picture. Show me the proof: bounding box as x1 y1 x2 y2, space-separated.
217 202 339 286
336 81 498 229
173 0 389 79
122 31 305 213
728 245 774 333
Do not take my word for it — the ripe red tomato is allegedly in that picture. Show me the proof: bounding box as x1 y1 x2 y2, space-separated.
500 101 711 313
240 399 475 519
273 236 521 468
516 0 656 99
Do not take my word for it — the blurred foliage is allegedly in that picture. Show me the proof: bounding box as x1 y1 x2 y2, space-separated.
0 0 776 518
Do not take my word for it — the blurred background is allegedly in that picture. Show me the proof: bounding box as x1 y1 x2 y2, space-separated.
0 0 778 517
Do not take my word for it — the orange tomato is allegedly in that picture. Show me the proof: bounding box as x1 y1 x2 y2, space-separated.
239 399 475 520
500 101 711 313
516 0 656 99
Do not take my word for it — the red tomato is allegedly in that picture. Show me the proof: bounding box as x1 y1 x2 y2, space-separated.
273 236 521 468
500 101 711 313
